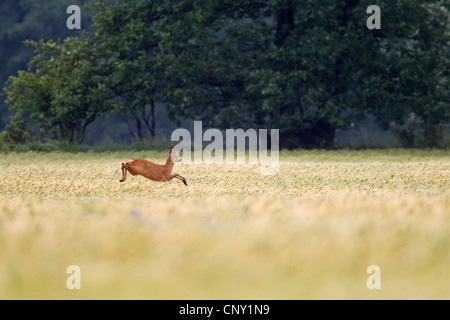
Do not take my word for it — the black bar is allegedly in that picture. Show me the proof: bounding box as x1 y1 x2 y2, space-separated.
1 300 429 318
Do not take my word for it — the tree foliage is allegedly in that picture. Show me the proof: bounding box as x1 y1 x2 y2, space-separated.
0 0 96 130
4 37 115 144
156 0 450 148
93 0 168 140
2 0 449 147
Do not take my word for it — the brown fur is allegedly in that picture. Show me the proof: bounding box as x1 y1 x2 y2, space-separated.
119 145 187 186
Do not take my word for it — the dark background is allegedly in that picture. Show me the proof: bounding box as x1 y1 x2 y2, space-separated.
0 0 448 149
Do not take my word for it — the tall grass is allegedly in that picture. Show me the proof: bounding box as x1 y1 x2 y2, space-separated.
0 149 449 299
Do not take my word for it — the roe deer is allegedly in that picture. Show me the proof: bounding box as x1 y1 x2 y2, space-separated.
119 144 187 186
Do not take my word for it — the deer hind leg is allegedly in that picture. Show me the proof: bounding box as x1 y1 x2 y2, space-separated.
170 173 187 186
119 163 127 182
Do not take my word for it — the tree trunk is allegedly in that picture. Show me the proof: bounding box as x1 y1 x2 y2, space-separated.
421 123 443 148
281 119 336 149
78 111 97 144
68 127 75 145
150 100 155 141
142 101 156 141
274 0 294 47
136 118 143 140
125 116 134 138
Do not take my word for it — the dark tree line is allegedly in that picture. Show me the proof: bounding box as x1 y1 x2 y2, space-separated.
1 0 449 148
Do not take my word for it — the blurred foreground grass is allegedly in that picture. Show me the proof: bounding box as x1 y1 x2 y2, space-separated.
0 149 449 299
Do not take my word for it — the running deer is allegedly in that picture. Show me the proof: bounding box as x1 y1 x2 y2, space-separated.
119 144 187 186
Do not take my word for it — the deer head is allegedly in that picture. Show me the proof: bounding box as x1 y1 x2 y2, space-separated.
168 144 182 163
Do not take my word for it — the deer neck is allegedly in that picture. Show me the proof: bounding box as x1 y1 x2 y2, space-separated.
164 154 174 171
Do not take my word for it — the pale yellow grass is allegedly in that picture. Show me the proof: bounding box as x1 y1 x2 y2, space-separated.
0 149 449 299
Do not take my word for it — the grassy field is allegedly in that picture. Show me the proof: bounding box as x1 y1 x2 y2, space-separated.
0 149 449 299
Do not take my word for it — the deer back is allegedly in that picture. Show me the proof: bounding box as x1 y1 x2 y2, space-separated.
125 158 172 181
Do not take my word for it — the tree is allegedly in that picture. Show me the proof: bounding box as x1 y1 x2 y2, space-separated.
161 0 273 129
363 1 450 147
0 0 96 131
3 37 115 144
156 0 450 148
93 0 169 141
3 0 448 148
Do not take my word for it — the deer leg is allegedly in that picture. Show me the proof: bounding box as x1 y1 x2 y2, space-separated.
119 163 127 182
170 174 187 186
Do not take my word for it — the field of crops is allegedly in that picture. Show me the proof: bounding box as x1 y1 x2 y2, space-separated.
0 149 449 299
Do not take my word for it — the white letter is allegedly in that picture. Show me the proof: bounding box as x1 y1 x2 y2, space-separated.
226 128 258 165
366 5 381 30
66 5 81 30
366 265 381 289
171 128 192 164
193 121 203 164
203 128 223 164
223 305 230 315
66 265 81 289
259 129 279 175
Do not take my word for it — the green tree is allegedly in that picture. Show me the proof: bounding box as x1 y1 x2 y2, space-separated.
4 0 447 148
4 37 115 144
93 0 170 141
160 0 272 129
363 1 450 147
0 0 96 130
156 0 449 148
